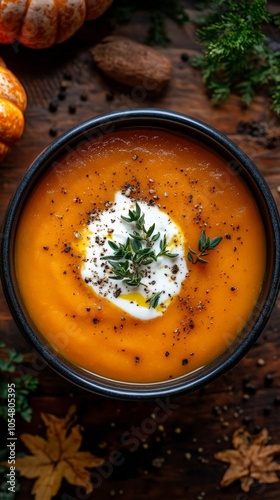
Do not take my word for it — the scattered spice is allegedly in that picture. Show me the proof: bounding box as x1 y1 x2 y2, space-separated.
68 104 76 114
237 120 266 138
57 90 66 101
263 406 271 416
48 100 58 113
180 53 189 62
90 35 172 91
62 246 71 253
243 381 257 396
49 126 58 137
264 373 274 387
80 92 88 101
63 71 72 81
59 80 69 91
105 91 114 101
274 395 280 406
100 201 178 305
215 427 280 492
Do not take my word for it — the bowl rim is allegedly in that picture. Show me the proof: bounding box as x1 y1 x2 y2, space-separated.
1 108 280 399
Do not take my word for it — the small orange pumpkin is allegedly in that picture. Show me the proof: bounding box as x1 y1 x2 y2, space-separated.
0 0 113 49
0 58 27 163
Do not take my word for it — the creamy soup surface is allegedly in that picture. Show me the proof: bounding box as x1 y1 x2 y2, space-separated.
15 129 267 383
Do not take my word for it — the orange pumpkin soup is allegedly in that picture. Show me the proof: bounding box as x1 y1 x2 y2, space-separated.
15 129 266 383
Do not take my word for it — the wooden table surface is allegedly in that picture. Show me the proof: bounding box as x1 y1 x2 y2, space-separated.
0 4 280 499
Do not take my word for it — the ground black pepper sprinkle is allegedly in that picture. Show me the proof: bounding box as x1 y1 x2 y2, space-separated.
93 318 99 324
212 406 222 417
165 351 170 357
182 358 188 366
134 357 140 363
43 246 49 250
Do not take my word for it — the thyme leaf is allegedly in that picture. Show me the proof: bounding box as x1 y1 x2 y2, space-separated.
187 230 222 264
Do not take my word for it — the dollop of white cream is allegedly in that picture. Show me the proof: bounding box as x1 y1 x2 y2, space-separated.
81 192 188 320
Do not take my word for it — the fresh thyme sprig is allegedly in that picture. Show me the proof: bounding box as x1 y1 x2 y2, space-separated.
101 202 178 306
188 230 222 264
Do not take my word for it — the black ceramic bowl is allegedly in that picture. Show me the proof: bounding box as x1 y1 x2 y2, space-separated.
1 109 280 399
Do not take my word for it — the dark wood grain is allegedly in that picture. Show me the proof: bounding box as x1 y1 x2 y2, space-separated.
0 5 280 499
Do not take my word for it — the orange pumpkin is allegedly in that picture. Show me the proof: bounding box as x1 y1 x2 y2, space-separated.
0 58 27 162
0 0 113 49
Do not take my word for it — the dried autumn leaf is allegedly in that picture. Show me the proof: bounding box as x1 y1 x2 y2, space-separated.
15 405 104 500
215 427 280 492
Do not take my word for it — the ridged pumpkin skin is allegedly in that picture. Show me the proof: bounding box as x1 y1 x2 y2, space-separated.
0 58 27 162
0 0 113 49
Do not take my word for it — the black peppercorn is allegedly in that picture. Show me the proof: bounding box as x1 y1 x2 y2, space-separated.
242 415 252 425
274 395 280 406
63 71 72 81
48 100 58 112
49 126 58 137
57 90 66 101
243 382 257 395
68 104 76 114
60 80 69 90
106 91 114 101
263 406 271 416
